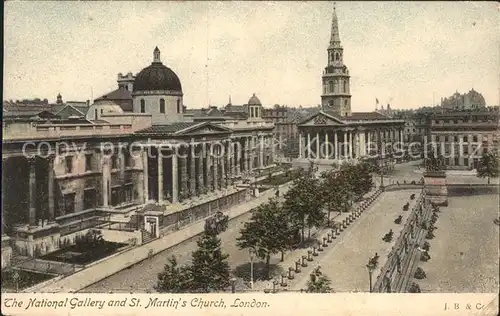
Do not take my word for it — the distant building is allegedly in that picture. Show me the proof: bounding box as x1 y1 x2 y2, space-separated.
440 89 486 110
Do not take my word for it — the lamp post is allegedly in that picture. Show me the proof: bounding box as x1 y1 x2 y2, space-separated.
230 277 237 293
366 261 375 293
249 248 255 290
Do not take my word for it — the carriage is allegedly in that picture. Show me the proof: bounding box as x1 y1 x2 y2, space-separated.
204 211 229 235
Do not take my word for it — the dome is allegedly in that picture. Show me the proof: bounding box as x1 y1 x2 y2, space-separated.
133 47 182 93
86 99 124 121
248 93 262 106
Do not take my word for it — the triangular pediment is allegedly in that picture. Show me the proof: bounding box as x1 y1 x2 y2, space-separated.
174 122 232 136
299 111 345 126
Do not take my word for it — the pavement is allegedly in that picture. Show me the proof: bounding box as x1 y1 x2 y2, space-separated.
290 189 422 292
416 193 500 293
33 182 292 293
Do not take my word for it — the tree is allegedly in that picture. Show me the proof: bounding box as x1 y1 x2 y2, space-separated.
237 198 292 279
320 170 351 226
155 255 193 293
283 167 325 241
189 232 231 292
477 151 499 184
306 266 333 293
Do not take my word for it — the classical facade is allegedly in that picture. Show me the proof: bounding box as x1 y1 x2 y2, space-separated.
428 108 499 169
297 6 404 164
1 48 275 265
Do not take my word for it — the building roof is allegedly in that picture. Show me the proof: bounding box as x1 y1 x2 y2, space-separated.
135 122 199 134
95 88 132 101
248 93 262 106
342 111 392 121
133 48 182 93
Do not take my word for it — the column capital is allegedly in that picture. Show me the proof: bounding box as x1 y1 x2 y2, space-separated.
46 154 56 164
27 156 37 165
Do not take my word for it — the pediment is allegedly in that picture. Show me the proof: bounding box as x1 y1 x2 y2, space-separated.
300 112 345 126
175 122 232 136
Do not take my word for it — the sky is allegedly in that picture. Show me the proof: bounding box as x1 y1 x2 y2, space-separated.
3 1 499 110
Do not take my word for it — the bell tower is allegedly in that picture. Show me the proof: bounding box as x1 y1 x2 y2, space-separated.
321 3 351 116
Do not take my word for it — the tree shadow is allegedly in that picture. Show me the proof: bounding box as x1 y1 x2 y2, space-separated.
233 262 284 282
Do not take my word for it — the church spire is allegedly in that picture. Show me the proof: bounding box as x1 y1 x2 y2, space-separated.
329 2 341 46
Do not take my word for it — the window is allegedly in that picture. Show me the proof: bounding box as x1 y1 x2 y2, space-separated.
344 100 348 106
85 154 93 172
63 193 75 214
111 154 118 170
100 109 103 115
335 52 340 60
454 136 458 142
124 150 132 168
65 156 73 174
94 109 98 119
159 99 165 113
328 81 333 93
463 136 468 142
435 136 440 142
454 120 458 124
343 80 347 92
140 99 145 113
177 99 181 113
473 136 478 142
83 188 96 210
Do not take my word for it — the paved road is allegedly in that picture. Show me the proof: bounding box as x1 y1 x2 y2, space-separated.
82 210 255 292
417 193 499 292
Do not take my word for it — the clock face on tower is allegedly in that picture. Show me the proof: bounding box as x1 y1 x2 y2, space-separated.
328 100 334 107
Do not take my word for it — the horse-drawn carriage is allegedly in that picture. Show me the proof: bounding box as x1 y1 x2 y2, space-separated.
204 211 229 235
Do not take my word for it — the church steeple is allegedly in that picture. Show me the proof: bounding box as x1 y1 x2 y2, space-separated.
329 2 341 47
321 3 351 116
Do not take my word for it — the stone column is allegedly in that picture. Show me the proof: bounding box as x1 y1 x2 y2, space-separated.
325 133 329 159
349 131 353 159
299 133 303 158
259 135 264 169
316 132 320 159
158 148 164 202
189 143 196 197
28 157 37 227
230 141 236 176
343 131 348 159
206 144 212 191
172 149 178 203
334 131 338 160
197 144 204 194
235 140 241 175
142 150 149 203
307 133 312 159
119 149 125 203
222 143 228 188
102 154 110 207
47 154 55 222
400 129 404 145
245 137 250 172
180 147 188 199
213 145 219 190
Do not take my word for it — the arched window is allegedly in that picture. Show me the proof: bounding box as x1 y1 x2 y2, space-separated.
177 99 181 113
328 81 333 93
140 99 145 113
94 109 98 119
335 52 340 61
343 80 347 92
159 99 165 113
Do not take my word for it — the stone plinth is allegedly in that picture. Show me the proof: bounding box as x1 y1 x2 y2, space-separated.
423 171 448 206
12 223 61 257
1 235 12 269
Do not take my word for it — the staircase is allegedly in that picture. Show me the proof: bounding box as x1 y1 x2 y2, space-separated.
141 229 156 245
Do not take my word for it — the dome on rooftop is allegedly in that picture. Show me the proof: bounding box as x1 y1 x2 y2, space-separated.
133 47 182 93
248 93 262 106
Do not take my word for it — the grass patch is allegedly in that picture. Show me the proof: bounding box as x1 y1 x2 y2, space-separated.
1 269 55 292
40 241 126 265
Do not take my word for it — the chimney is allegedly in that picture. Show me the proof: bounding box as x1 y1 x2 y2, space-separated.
86 100 90 106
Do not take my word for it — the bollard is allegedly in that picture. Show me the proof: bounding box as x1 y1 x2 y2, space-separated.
272 280 279 293
317 242 324 252
312 246 319 256
295 260 302 273
288 267 295 280
323 237 329 247
281 274 288 287
307 250 314 261
327 233 333 242
301 255 308 267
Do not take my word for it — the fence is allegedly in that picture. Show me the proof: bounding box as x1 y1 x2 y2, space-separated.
372 191 431 293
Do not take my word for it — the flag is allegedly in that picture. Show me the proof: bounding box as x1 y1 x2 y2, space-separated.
376 98 379 104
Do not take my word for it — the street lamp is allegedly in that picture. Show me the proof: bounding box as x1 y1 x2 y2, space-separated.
249 248 255 290
366 261 375 293
230 277 237 293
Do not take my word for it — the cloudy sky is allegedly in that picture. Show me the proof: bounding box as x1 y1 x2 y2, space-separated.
4 1 499 110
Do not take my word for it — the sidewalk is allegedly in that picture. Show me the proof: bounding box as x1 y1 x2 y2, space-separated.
253 187 383 291
32 183 292 293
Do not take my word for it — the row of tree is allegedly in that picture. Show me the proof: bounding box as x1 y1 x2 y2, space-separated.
237 161 374 281
156 161 375 293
